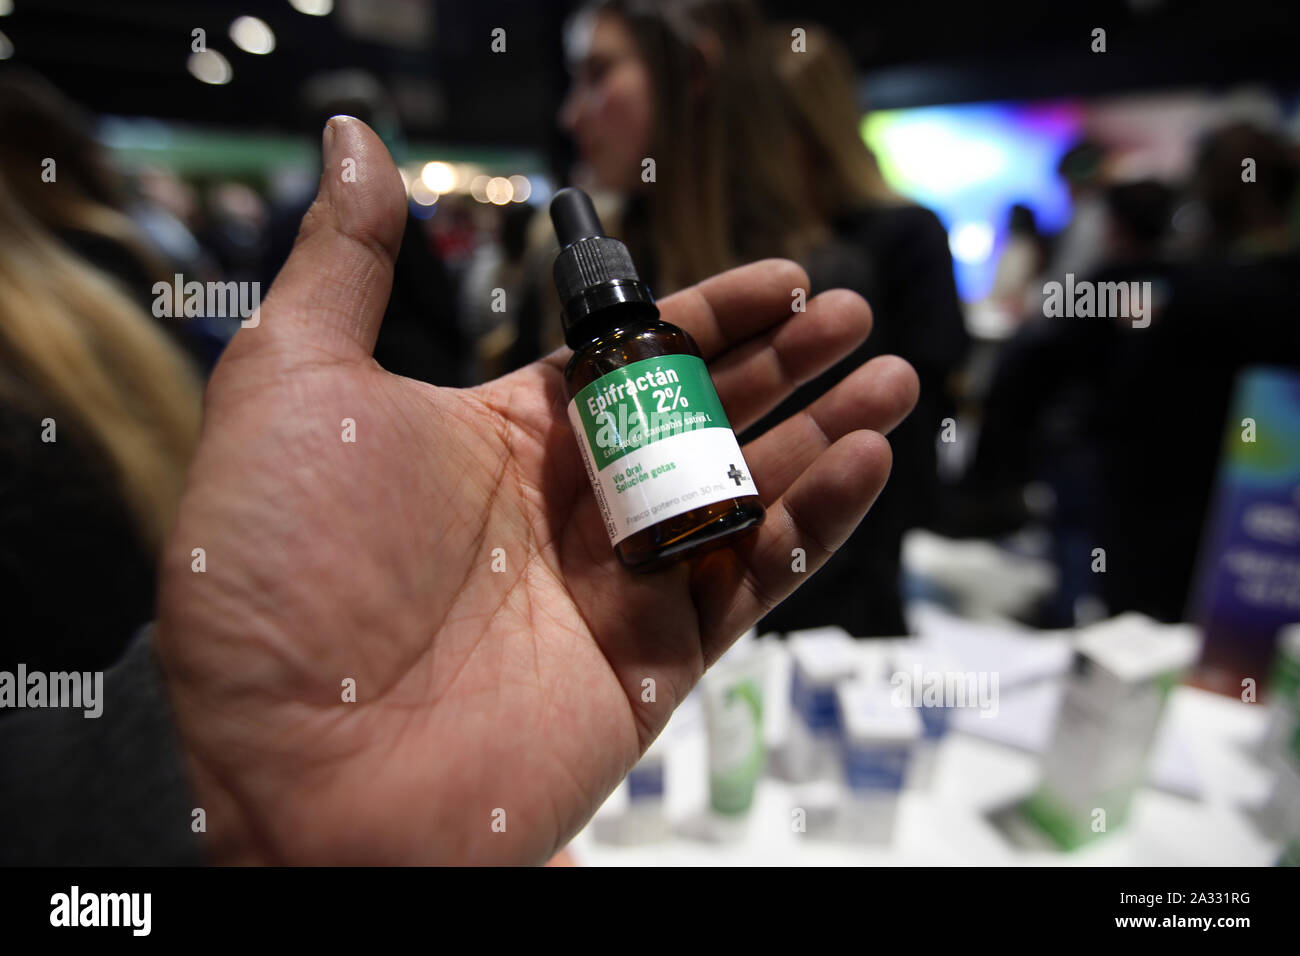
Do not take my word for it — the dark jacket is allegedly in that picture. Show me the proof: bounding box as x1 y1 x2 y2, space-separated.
744 203 969 636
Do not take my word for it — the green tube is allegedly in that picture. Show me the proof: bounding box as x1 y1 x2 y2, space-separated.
703 646 766 817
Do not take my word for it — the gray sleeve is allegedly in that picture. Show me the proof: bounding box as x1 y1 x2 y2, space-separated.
0 624 205 865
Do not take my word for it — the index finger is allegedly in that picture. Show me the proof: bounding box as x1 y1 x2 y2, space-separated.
656 258 812 360
539 258 811 372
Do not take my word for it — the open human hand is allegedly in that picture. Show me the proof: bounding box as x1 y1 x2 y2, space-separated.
155 116 918 864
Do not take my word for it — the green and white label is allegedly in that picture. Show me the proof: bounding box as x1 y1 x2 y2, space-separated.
567 354 758 545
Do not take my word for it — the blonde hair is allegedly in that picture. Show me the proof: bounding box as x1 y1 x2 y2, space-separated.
0 173 202 551
771 22 902 213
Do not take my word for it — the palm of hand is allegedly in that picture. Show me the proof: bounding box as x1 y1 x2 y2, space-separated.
155 117 916 864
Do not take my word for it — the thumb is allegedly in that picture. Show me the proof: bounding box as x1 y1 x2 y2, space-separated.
239 115 408 362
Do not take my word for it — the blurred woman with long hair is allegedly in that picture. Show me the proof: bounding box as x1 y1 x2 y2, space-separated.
556 3 967 634
559 0 829 294
0 165 202 676
509 0 855 378
741 23 970 635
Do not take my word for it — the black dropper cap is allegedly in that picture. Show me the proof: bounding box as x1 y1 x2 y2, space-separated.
550 187 657 349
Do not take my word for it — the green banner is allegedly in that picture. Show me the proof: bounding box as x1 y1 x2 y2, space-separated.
570 354 731 471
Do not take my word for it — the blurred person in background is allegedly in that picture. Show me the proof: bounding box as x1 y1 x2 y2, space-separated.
744 22 969 636
987 202 1047 322
197 180 269 289
126 165 234 370
459 201 537 382
527 0 935 635
0 70 217 370
508 0 841 414
128 163 217 286
1099 123 1300 621
1190 120 1298 256
0 168 203 683
959 180 1178 625
556 0 829 292
960 119 1300 625
959 181 1177 517
1046 138 1111 281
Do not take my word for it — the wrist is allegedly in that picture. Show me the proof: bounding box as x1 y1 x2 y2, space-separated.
152 623 272 866
175 745 271 865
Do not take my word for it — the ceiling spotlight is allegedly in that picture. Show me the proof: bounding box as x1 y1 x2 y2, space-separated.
288 0 333 16
187 49 233 85
230 16 276 55
420 161 456 195
410 180 438 207
485 177 513 205
507 175 532 202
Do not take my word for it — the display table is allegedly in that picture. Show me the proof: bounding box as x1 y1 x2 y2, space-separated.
569 614 1283 866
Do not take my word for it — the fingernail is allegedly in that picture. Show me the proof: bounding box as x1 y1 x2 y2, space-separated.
322 114 344 162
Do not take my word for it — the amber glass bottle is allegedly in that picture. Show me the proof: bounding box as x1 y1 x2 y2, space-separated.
551 188 764 572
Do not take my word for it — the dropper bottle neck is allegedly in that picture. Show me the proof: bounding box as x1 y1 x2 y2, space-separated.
550 188 658 349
